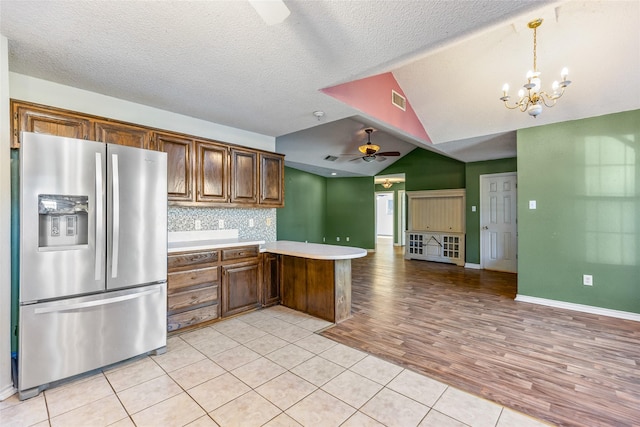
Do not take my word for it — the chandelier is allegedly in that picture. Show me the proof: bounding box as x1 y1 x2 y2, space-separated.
500 18 571 117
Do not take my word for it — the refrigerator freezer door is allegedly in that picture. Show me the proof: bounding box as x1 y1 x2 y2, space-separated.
106 144 167 290
20 133 106 302
18 283 167 394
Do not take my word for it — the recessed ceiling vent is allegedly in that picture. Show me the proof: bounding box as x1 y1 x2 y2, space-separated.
324 155 338 162
391 90 406 111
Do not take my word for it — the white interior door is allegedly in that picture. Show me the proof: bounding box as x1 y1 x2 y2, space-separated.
481 173 517 272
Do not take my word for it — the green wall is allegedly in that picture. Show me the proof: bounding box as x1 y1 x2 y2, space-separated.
381 148 465 191
276 167 326 243
277 168 375 249
518 110 640 313
464 158 518 264
326 177 375 249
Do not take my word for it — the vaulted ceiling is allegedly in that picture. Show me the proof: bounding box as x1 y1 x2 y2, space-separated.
1 1 638 177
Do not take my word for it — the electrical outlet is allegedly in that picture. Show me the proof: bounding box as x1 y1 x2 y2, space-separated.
218 219 225 229
346 237 350 242
336 237 340 242
249 218 254 227
583 274 593 286
266 218 272 226
194 219 202 230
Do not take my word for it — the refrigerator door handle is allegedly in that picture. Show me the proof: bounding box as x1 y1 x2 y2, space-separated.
95 153 103 281
111 153 120 278
33 287 161 314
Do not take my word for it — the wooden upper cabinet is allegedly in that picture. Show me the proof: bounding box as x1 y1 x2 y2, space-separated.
196 141 229 203
259 153 284 207
94 120 153 150
155 133 194 202
12 101 92 148
230 148 258 204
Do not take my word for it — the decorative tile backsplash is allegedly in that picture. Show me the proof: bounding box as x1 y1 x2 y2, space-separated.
168 207 277 242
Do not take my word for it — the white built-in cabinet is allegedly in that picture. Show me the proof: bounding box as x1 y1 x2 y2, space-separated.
405 189 466 266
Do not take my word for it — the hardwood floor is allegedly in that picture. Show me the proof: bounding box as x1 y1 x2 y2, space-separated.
321 242 640 427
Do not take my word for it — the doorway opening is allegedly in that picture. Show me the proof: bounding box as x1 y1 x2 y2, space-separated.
374 173 405 252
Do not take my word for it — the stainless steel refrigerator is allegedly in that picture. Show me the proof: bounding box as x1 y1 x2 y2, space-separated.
18 132 168 399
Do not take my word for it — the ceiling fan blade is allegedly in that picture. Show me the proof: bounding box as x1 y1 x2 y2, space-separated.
349 157 363 162
375 156 387 162
376 151 401 156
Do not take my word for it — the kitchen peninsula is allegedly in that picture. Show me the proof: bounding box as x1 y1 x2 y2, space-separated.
167 232 367 331
263 241 367 323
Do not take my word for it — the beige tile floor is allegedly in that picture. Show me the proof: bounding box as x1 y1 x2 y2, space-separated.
1 306 552 427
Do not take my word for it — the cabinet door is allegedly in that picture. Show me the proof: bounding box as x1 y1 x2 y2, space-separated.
95 120 152 150
155 133 194 202
13 101 92 148
196 141 229 203
221 260 260 317
259 153 284 207
230 148 258 204
262 253 280 306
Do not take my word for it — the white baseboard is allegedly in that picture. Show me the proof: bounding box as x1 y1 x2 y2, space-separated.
464 263 481 269
515 295 640 322
0 384 16 401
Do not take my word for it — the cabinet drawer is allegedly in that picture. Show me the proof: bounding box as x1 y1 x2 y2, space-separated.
168 266 219 292
221 246 259 261
168 285 219 315
168 304 219 332
168 251 218 271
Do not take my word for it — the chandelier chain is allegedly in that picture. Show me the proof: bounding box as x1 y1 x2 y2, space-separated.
532 26 537 72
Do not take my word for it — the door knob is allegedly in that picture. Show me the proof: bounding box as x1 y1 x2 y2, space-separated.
482 226 489 230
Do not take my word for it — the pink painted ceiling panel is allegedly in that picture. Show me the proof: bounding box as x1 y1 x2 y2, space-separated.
321 72 431 143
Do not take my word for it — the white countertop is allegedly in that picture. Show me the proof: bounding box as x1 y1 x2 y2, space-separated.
262 241 367 260
168 239 265 253
167 230 264 253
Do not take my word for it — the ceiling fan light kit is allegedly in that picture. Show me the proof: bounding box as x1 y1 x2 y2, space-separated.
358 128 380 154
500 18 572 117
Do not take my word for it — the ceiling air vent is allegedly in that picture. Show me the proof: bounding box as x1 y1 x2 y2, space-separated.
324 155 338 162
391 90 406 111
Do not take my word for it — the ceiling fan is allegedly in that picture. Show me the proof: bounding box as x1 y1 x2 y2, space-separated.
351 128 401 162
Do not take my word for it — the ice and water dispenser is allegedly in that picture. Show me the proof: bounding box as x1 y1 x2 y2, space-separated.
38 194 89 249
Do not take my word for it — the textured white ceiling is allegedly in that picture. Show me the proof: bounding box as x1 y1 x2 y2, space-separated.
1 1 638 177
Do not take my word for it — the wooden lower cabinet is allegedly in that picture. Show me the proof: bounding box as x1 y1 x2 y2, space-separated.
168 245 262 329
221 260 260 317
167 250 220 332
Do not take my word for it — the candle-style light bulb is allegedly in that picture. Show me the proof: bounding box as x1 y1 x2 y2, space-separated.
561 67 569 80
552 81 559 92
518 89 525 99
526 70 534 80
502 83 509 94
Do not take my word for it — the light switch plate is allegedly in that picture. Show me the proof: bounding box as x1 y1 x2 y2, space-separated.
218 219 225 229
529 200 537 209
471 206 476 212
